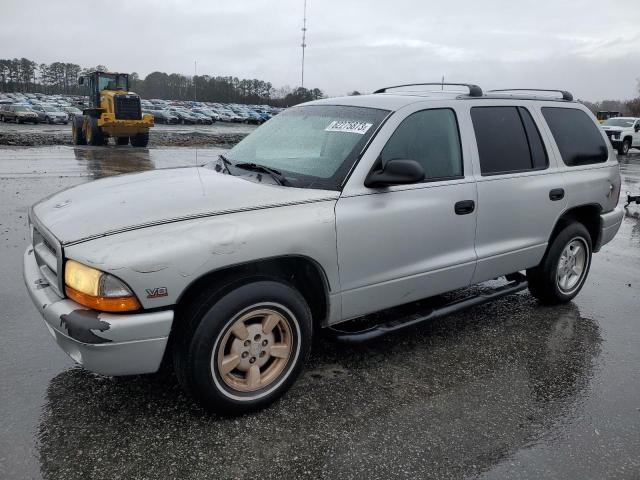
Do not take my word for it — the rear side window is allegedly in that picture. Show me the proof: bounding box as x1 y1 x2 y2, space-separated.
471 106 548 175
380 108 463 181
541 107 607 166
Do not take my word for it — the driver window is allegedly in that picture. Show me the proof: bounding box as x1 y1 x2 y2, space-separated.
380 108 463 181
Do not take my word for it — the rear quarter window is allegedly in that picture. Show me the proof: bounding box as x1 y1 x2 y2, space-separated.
541 107 608 166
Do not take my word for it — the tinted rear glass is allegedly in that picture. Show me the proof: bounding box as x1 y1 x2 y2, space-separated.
519 107 548 169
471 106 537 175
541 108 607 166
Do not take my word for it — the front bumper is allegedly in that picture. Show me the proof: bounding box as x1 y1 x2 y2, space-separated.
23 248 173 376
598 206 624 249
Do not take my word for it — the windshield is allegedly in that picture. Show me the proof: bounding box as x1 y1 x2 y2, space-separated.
44 106 57 112
14 106 28 112
98 74 128 91
220 104 388 190
603 118 635 127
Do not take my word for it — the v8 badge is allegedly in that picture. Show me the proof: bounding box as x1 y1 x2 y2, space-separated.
146 287 168 299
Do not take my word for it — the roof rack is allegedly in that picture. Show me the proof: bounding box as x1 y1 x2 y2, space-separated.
488 89 573 101
373 83 483 97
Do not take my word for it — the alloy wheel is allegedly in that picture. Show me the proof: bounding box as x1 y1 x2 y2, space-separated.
213 306 294 393
556 237 588 294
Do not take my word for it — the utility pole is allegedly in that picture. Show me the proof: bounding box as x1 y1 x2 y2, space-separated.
194 60 197 102
301 0 307 88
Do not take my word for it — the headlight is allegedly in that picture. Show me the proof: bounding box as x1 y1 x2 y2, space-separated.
64 260 141 312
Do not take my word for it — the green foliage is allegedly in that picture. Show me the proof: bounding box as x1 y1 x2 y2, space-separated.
0 58 324 106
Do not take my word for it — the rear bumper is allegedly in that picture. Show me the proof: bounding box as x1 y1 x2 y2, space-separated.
598 206 624 249
23 248 173 376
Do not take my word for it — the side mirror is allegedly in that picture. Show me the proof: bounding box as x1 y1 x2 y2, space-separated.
78 76 84 86
364 159 425 188
635 125 640 132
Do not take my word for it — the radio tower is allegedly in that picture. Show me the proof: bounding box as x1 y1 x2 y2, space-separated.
301 0 307 88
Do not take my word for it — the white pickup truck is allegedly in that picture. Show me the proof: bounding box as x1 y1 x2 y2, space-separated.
600 117 640 155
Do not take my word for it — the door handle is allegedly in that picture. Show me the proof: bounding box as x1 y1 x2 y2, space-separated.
454 200 475 215
549 188 565 201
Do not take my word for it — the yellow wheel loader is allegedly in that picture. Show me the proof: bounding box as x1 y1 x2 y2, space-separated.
72 71 154 147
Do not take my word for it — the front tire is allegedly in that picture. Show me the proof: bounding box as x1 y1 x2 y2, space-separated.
618 139 631 156
173 280 312 415
86 116 104 146
527 222 592 305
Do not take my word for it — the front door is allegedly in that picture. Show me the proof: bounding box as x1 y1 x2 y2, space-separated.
335 107 478 320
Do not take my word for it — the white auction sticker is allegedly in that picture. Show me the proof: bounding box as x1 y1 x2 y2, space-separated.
325 120 373 135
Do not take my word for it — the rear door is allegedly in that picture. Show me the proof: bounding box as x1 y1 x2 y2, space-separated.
469 104 566 283
336 106 478 320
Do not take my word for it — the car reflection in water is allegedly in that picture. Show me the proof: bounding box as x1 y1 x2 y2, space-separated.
37 293 601 480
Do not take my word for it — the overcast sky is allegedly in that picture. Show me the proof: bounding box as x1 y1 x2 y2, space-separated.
2 0 639 100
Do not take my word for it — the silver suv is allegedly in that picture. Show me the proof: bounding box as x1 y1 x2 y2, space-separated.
24 83 624 414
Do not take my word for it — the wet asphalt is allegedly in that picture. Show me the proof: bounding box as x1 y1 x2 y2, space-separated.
1 146 639 480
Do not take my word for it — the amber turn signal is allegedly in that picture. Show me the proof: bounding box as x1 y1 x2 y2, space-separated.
65 286 141 313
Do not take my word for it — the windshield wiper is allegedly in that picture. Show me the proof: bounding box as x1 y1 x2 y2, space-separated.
216 154 233 174
234 162 288 186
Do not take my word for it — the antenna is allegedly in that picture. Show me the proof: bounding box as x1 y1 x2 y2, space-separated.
301 0 307 88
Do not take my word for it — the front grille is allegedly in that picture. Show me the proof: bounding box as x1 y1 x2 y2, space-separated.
32 224 63 297
605 130 620 140
114 95 142 120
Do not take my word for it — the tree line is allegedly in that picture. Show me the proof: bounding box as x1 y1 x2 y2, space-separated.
0 57 324 106
581 87 640 117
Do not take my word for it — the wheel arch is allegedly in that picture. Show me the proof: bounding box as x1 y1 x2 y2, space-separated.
551 203 602 252
174 255 332 329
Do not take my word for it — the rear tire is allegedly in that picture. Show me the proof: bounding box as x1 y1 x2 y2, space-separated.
130 132 149 147
86 116 104 146
116 136 129 146
618 139 631 156
527 222 592 305
173 280 312 415
72 116 87 145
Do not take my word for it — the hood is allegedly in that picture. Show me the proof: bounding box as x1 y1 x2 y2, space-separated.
32 167 338 245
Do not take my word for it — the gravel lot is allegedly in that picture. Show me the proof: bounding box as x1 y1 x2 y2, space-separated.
1 146 639 479
0 121 256 147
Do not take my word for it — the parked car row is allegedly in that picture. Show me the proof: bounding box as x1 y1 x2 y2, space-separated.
0 91 86 124
141 98 283 125
0 91 285 128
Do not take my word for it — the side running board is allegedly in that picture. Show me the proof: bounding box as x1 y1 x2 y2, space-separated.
330 273 528 343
